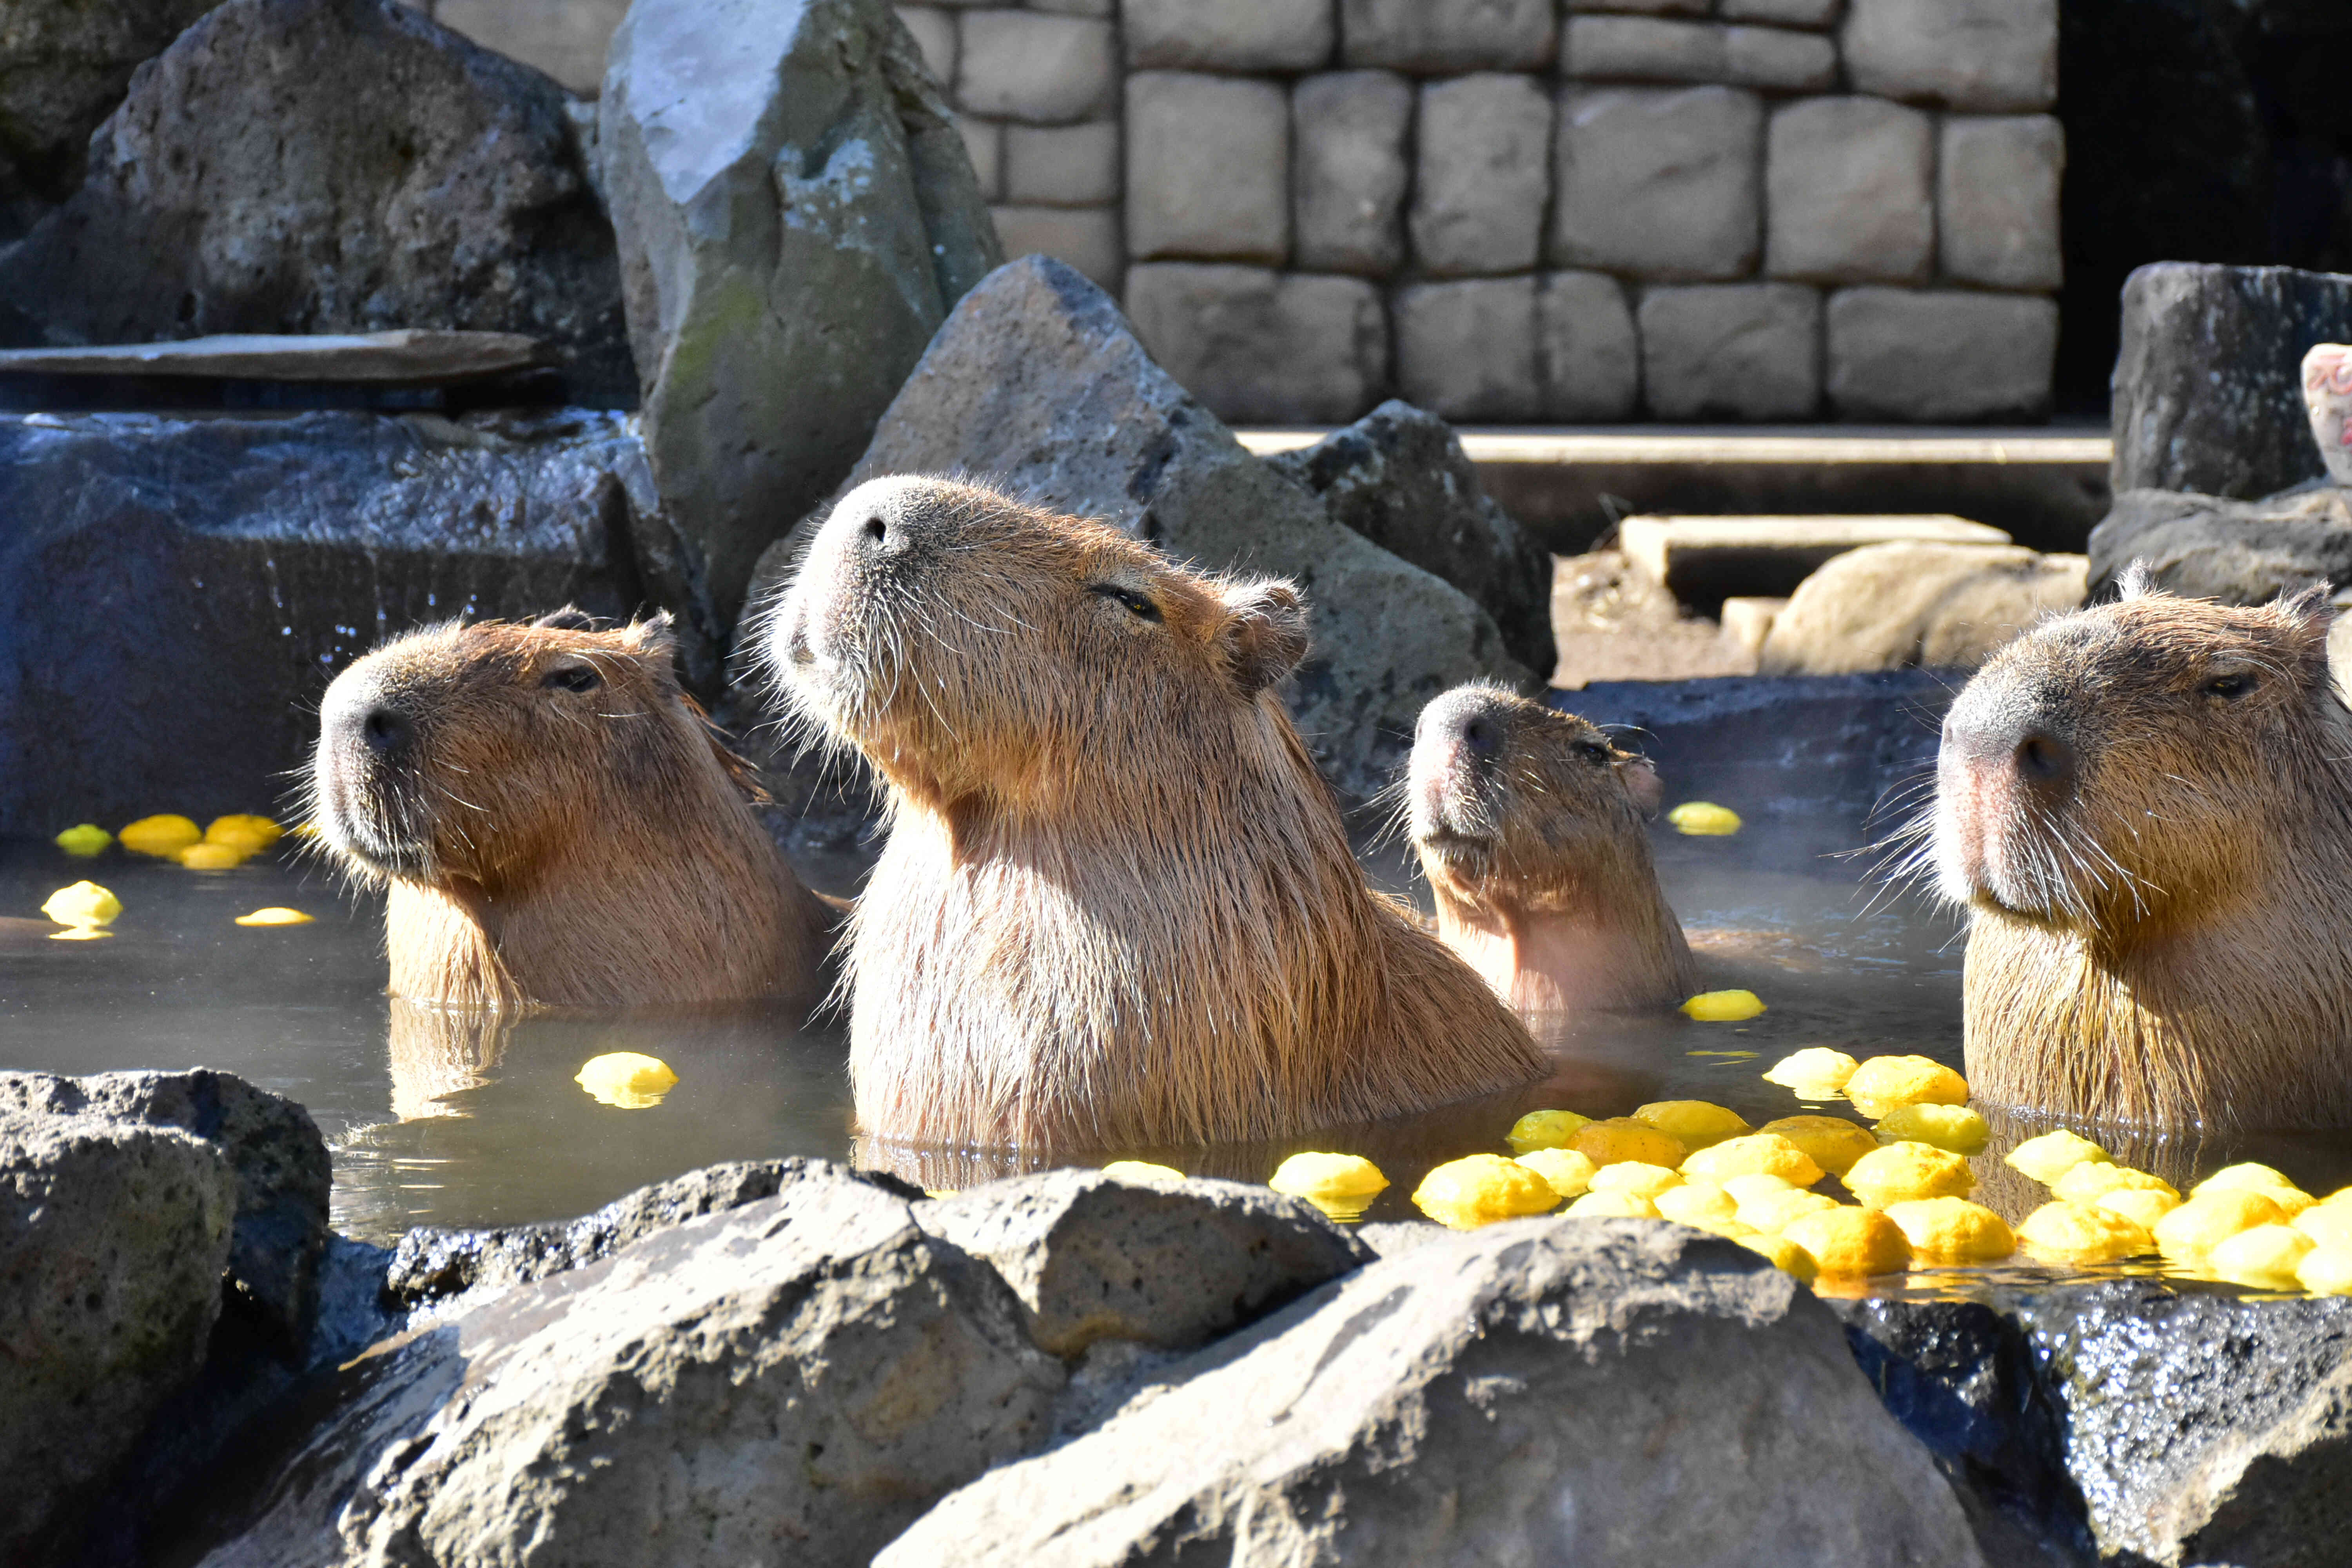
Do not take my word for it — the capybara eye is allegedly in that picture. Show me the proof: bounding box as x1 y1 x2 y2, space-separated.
1575 740 1613 764
2204 673 2256 700
540 664 603 694
1089 584 1163 623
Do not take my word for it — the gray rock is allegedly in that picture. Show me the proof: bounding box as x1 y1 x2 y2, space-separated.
1551 85 1763 281
0 0 632 407
0 1110 234 1566
1270 399 1559 675
1394 275 1541 420
1338 0 1557 71
1123 71 1290 263
1123 0 1331 70
1757 541 2086 675
1564 15 1838 90
0 0 217 230
1409 73 1550 277
600 0 1000 633
744 256 1529 799
956 8 1116 122
0 1071 329 1348
1538 269 1642 420
992 205 1124 290
1639 282 1822 421
0 408 694 838
1767 96 1935 283
431 0 630 95
877 1219 1987 1568
195 1169 1064 1568
1842 0 2057 112
1126 263 1385 422
917 1170 1371 1359
1292 71 1412 276
2111 262 2352 503
2087 484 2352 603
1004 120 1122 206
1826 287 2059 421
961 114 1005 198
1937 114 2065 292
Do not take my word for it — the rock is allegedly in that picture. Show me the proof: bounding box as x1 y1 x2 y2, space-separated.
600 0 1001 634
1637 283 1823 421
1122 0 1332 71
1292 71 1412 276
0 1071 330 1348
1619 512 2014 609
1842 0 2058 113
877 1219 1987 1568
916 1170 1372 1358
431 0 631 95
0 408 695 838
1826 289 2060 421
992 206 1125 291
2086 484 2352 603
1003 120 1122 206
0 0 217 232
1766 96 1935 283
1125 263 1386 422
0 330 544 384
192 1167 1064 1568
1758 542 2087 675
1719 595 1786 660
0 1109 234 1566
961 114 1004 198
1269 399 1557 675
1338 0 1557 71
1122 71 1289 263
0 0 632 407
743 256 1529 799
956 9 1116 122
1537 270 1642 420
1719 0 1839 21
1551 85 1764 281
1564 15 1838 91
1408 74 1550 278
1937 115 2065 292
1393 276 1541 421
2111 263 2352 503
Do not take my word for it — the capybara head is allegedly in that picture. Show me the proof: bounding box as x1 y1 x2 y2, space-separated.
1406 684 1693 1013
1932 567 2352 1129
312 610 830 1010
762 475 1542 1152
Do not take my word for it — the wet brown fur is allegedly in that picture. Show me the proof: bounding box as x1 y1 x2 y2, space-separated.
1933 577 2352 1130
764 475 1546 1153
1407 684 1697 1013
310 614 833 1010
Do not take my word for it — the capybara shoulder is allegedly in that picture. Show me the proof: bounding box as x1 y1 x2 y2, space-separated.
1932 568 2352 1129
1408 683 1695 1013
762 474 1544 1152
312 609 833 1010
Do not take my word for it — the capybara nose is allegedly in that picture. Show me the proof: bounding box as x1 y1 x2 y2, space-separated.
1459 713 1503 760
361 705 412 758
2013 728 2075 790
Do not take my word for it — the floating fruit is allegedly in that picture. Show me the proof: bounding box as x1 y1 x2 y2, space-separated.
1757 1115 1878 1177
1883 1197 2015 1265
2052 1163 2178 1205
1842 1055 1969 1118
1414 1154 1561 1229
2209 1224 2314 1289
204 814 285 853
1633 1100 1750 1151
1504 1108 1593 1153
1681 989 1764 1022
574 1051 678 1110
234 907 315 927
2192 1163 2315 1216
1588 1161 1683 1200
2293 1201 2352 1251
1514 1147 1597 1199
1761 1047 1858 1095
118 815 201 857
1103 1160 1186 1185
1872 1103 1990 1155
2154 1189 2288 1260
1268 1152 1385 1218
2096 1188 2181 1232
1566 1117 1687 1169
2004 1129 2111 1186
2298 1247 2352 1295
54 824 111 857
1682 1132 1824 1189
1843 1141 1975 1207
1567 1189 1661 1219
1721 1172 1797 1206
1736 1187 1839 1234
41 880 120 929
1783 1206 1911 1277
1654 1180 1738 1227
2018 1201 2152 1264
176 842 250 870
1737 1231 1819 1282
1667 801 1742 836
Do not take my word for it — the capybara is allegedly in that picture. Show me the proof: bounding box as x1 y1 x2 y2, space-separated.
1931 567 2352 1130
310 610 833 1010
761 475 1546 1152
1407 684 1697 1013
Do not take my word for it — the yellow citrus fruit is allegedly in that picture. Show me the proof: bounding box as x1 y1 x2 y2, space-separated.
1567 1118 1688 1169
2208 1224 2314 1289
1721 1172 1797 1206
1413 1154 1562 1229
233 907 315 927
1668 801 1742 835
2293 1203 2352 1251
204 814 285 851
54 824 111 857
1737 1187 1840 1234
1883 1197 2015 1264
1844 1141 1975 1207
1566 1189 1661 1219
1269 1152 1387 1218
2018 1201 2153 1263
2004 1129 2112 1186
1514 1147 1598 1199
2096 1188 2181 1232
1654 1181 1738 1227
1589 1161 1684 1199
2298 1247 2352 1295
1682 1132 1825 1189
1871 1103 1990 1155
1760 1047 1859 1095
175 842 249 870
1738 1231 1819 1281
2192 1164 2314 1216
2053 1163 2178 1204
1757 1115 1879 1177
1681 989 1765 1022
1504 1109 1593 1153
1842 1055 1970 1117
118 815 201 857
1633 1100 1751 1151
1102 1160 1187 1185
40 880 121 928
1784 1206 1912 1277
574 1051 679 1110
2155 1189 2288 1259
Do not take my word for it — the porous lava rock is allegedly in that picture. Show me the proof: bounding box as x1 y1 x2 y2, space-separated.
2089 483 2352 603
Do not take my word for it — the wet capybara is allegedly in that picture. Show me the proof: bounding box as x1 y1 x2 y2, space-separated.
1407 684 1697 1013
310 610 833 1010
1931 568 2352 1130
761 475 1546 1153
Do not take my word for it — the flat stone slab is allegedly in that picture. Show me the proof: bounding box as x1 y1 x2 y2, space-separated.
1616 512 2014 608
0 330 545 383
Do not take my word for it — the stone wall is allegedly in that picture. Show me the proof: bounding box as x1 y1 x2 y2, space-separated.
415 0 2062 427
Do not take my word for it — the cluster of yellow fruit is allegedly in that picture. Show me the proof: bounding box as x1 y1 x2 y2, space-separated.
98 813 287 869
2007 1132 2351 1293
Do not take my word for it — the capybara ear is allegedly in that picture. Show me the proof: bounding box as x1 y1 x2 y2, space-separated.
1216 579 1310 697
2115 560 2161 601
532 605 601 631
619 610 679 661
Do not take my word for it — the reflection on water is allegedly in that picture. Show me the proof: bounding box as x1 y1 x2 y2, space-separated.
4 817 2348 1294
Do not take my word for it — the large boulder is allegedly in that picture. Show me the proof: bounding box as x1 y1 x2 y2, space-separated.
1757 541 2087 675
600 0 1001 634
0 408 693 838
2110 262 2352 503
0 1106 235 1566
742 256 1530 800
191 1165 1064 1568
0 0 633 405
2088 483 2352 602
1267 399 1557 678
878 1219 1984 1568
